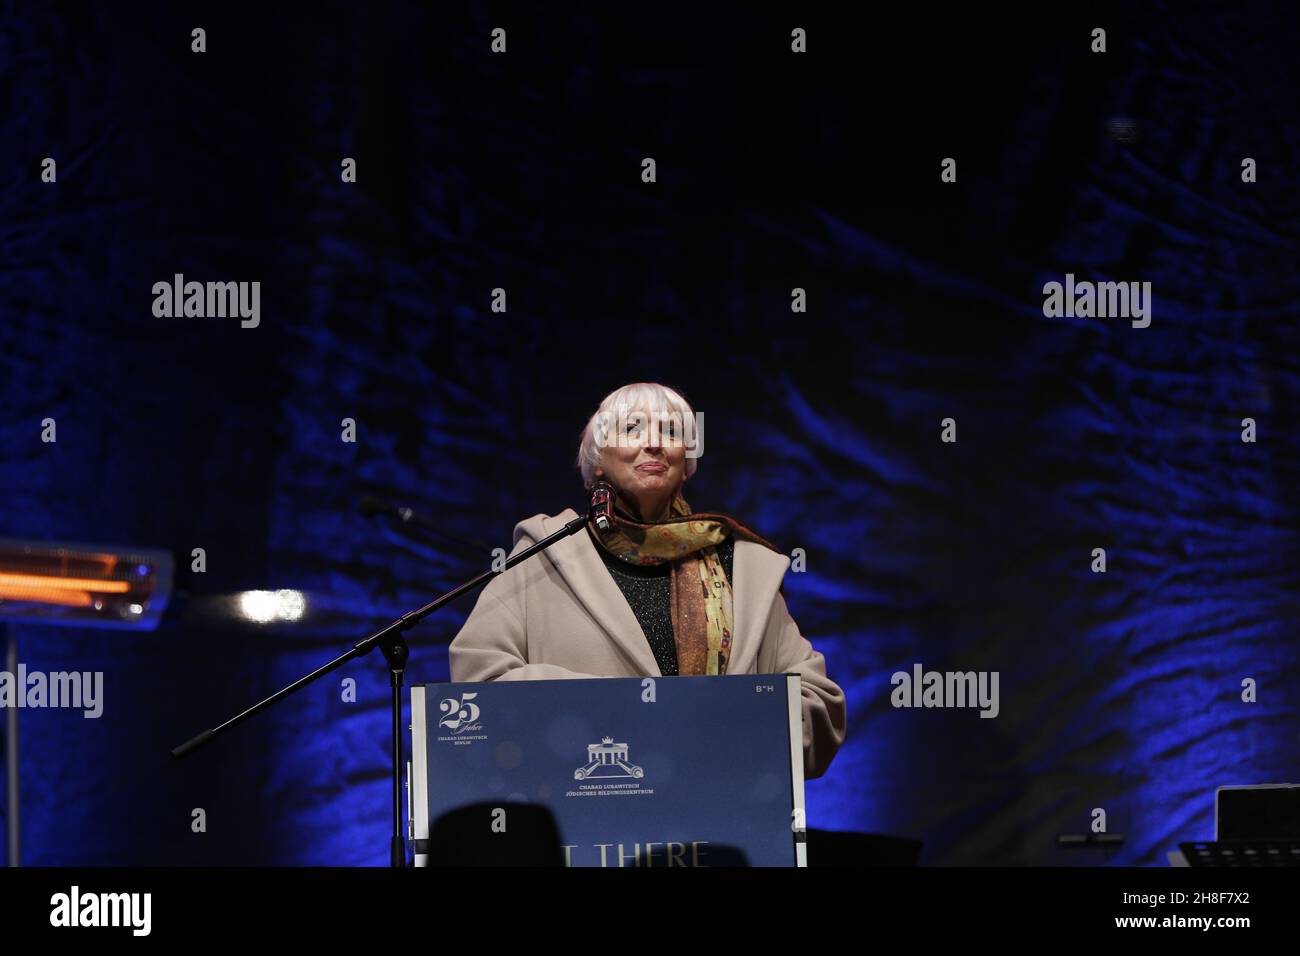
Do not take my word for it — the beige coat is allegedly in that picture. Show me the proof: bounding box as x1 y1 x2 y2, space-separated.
448 509 847 779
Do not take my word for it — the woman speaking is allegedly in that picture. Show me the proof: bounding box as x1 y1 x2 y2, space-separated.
449 382 847 779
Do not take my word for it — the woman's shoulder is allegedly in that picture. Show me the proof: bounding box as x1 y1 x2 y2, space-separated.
733 537 792 586
512 508 581 546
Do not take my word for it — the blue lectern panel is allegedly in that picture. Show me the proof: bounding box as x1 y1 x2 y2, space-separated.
417 675 798 866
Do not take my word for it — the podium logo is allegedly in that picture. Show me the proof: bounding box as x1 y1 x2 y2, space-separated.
438 692 481 734
890 663 1000 718
575 736 645 780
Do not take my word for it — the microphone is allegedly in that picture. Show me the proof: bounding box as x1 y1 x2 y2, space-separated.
589 480 615 532
358 495 491 557
359 495 415 524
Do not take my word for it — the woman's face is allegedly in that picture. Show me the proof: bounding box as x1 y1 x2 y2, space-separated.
596 407 688 521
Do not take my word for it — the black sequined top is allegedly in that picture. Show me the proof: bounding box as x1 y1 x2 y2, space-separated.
588 525 735 677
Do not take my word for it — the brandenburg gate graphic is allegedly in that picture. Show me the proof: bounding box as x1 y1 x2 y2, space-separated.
575 736 645 779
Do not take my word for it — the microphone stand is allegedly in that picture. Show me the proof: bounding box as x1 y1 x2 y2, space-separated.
171 509 594 867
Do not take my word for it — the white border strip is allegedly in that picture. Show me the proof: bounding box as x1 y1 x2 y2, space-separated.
411 685 429 868
786 673 807 867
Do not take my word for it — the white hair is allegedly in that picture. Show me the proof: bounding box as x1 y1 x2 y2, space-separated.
575 382 699 488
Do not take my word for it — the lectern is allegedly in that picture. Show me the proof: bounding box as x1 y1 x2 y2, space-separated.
409 673 807 866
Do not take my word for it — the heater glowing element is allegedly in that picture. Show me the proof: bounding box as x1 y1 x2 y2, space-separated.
0 539 172 630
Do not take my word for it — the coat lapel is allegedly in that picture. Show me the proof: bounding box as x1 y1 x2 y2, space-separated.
539 509 663 675
538 510 790 677
730 539 789 672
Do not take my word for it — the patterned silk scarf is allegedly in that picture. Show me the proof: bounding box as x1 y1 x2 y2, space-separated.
589 489 779 675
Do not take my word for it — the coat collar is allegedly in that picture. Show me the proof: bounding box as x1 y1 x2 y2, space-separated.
538 509 789 674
